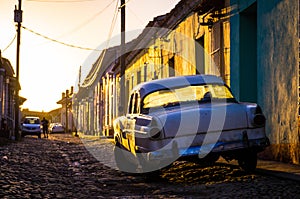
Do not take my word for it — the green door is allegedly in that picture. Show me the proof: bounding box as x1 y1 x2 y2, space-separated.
239 3 257 103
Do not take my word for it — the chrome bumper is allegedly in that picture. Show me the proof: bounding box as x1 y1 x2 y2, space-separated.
146 137 270 161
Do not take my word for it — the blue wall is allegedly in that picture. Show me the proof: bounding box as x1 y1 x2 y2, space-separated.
230 0 299 163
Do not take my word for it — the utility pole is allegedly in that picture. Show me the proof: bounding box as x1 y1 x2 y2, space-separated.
65 89 69 134
14 0 22 140
120 0 126 115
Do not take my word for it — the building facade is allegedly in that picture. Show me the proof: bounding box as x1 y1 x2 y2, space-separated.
0 52 24 139
230 0 298 163
74 0 299 164
74 0 230 136
57 87 75 133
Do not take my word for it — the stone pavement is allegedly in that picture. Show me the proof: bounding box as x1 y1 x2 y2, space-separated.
77 132 300 183
1 133 300 198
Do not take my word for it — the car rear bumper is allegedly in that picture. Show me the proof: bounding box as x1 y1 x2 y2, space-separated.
146 137 269 161
144 128 270 162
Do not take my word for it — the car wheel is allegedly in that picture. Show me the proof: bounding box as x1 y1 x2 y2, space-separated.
238 151 257 172
114 144 138 173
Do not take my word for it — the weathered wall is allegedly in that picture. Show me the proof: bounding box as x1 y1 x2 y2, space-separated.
257 0 299 163
231 0 299 163
125 10 230 90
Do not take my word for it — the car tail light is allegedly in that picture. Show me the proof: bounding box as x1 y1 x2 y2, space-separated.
253 114 266 126
255 105 263 114
253 106 266 126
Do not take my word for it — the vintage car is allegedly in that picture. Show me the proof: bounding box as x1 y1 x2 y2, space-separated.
113 75 270 173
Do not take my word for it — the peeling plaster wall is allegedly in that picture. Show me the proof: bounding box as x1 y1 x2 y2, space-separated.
257 0 299 163
231 0 299 163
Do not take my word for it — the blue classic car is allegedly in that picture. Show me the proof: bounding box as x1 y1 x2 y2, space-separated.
113 75 270 173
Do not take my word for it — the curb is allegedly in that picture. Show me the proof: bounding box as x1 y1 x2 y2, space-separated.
256 168 300 182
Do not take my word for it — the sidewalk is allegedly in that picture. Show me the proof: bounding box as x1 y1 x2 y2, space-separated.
218 156 300 182
256 159 300 182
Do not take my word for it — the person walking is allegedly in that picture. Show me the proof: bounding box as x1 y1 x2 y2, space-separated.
41 117 49 138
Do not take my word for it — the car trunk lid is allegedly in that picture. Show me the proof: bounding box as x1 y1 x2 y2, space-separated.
151 102 248 138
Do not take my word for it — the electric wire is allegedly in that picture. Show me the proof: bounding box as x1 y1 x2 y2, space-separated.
56 0 116 38
119 0 132 9
22 25 101 51
127 5 144 27
81 0 132 87
2 34 17 52
81 0 119 88
25 0 115 48
26 0 99 3
24 0 126 88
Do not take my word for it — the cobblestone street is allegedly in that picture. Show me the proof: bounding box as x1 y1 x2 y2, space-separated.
1 133 300 198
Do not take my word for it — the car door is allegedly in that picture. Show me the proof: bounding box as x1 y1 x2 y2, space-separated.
120 93 133 151
125 92 140 155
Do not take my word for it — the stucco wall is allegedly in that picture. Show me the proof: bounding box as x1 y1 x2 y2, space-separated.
231 0 299 163
257 0 299 163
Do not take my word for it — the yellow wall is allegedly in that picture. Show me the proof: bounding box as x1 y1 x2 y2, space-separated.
125 11 231 97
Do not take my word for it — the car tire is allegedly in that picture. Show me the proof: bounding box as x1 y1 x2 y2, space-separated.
238 151 257 172
114 144 138 173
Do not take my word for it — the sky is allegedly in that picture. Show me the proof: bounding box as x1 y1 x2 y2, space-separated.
0 0 180 112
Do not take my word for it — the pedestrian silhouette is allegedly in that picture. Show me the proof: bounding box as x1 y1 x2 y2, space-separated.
41 117 49 138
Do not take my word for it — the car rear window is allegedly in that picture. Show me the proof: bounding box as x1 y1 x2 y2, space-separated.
143 84 234 109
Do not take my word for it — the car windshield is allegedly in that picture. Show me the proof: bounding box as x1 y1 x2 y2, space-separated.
24 118 40 124
142 84 235 109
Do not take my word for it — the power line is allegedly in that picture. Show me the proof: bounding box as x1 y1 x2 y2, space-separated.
107 0 120 43
127 5 144 26
56 0 116 38
2 34 17 52
26 0 99 3
22 26 101 51
119 0 131 9
81 0 119 87
25 0 123 88
24 0 116 48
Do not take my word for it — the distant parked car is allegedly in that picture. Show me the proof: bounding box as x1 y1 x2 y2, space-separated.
113 75 270 173
21 116 41 138
48 123 65 134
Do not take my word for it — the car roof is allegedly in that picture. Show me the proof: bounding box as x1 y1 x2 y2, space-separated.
132 75 225 99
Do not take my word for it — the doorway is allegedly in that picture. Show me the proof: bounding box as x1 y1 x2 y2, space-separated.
239 2 257 103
